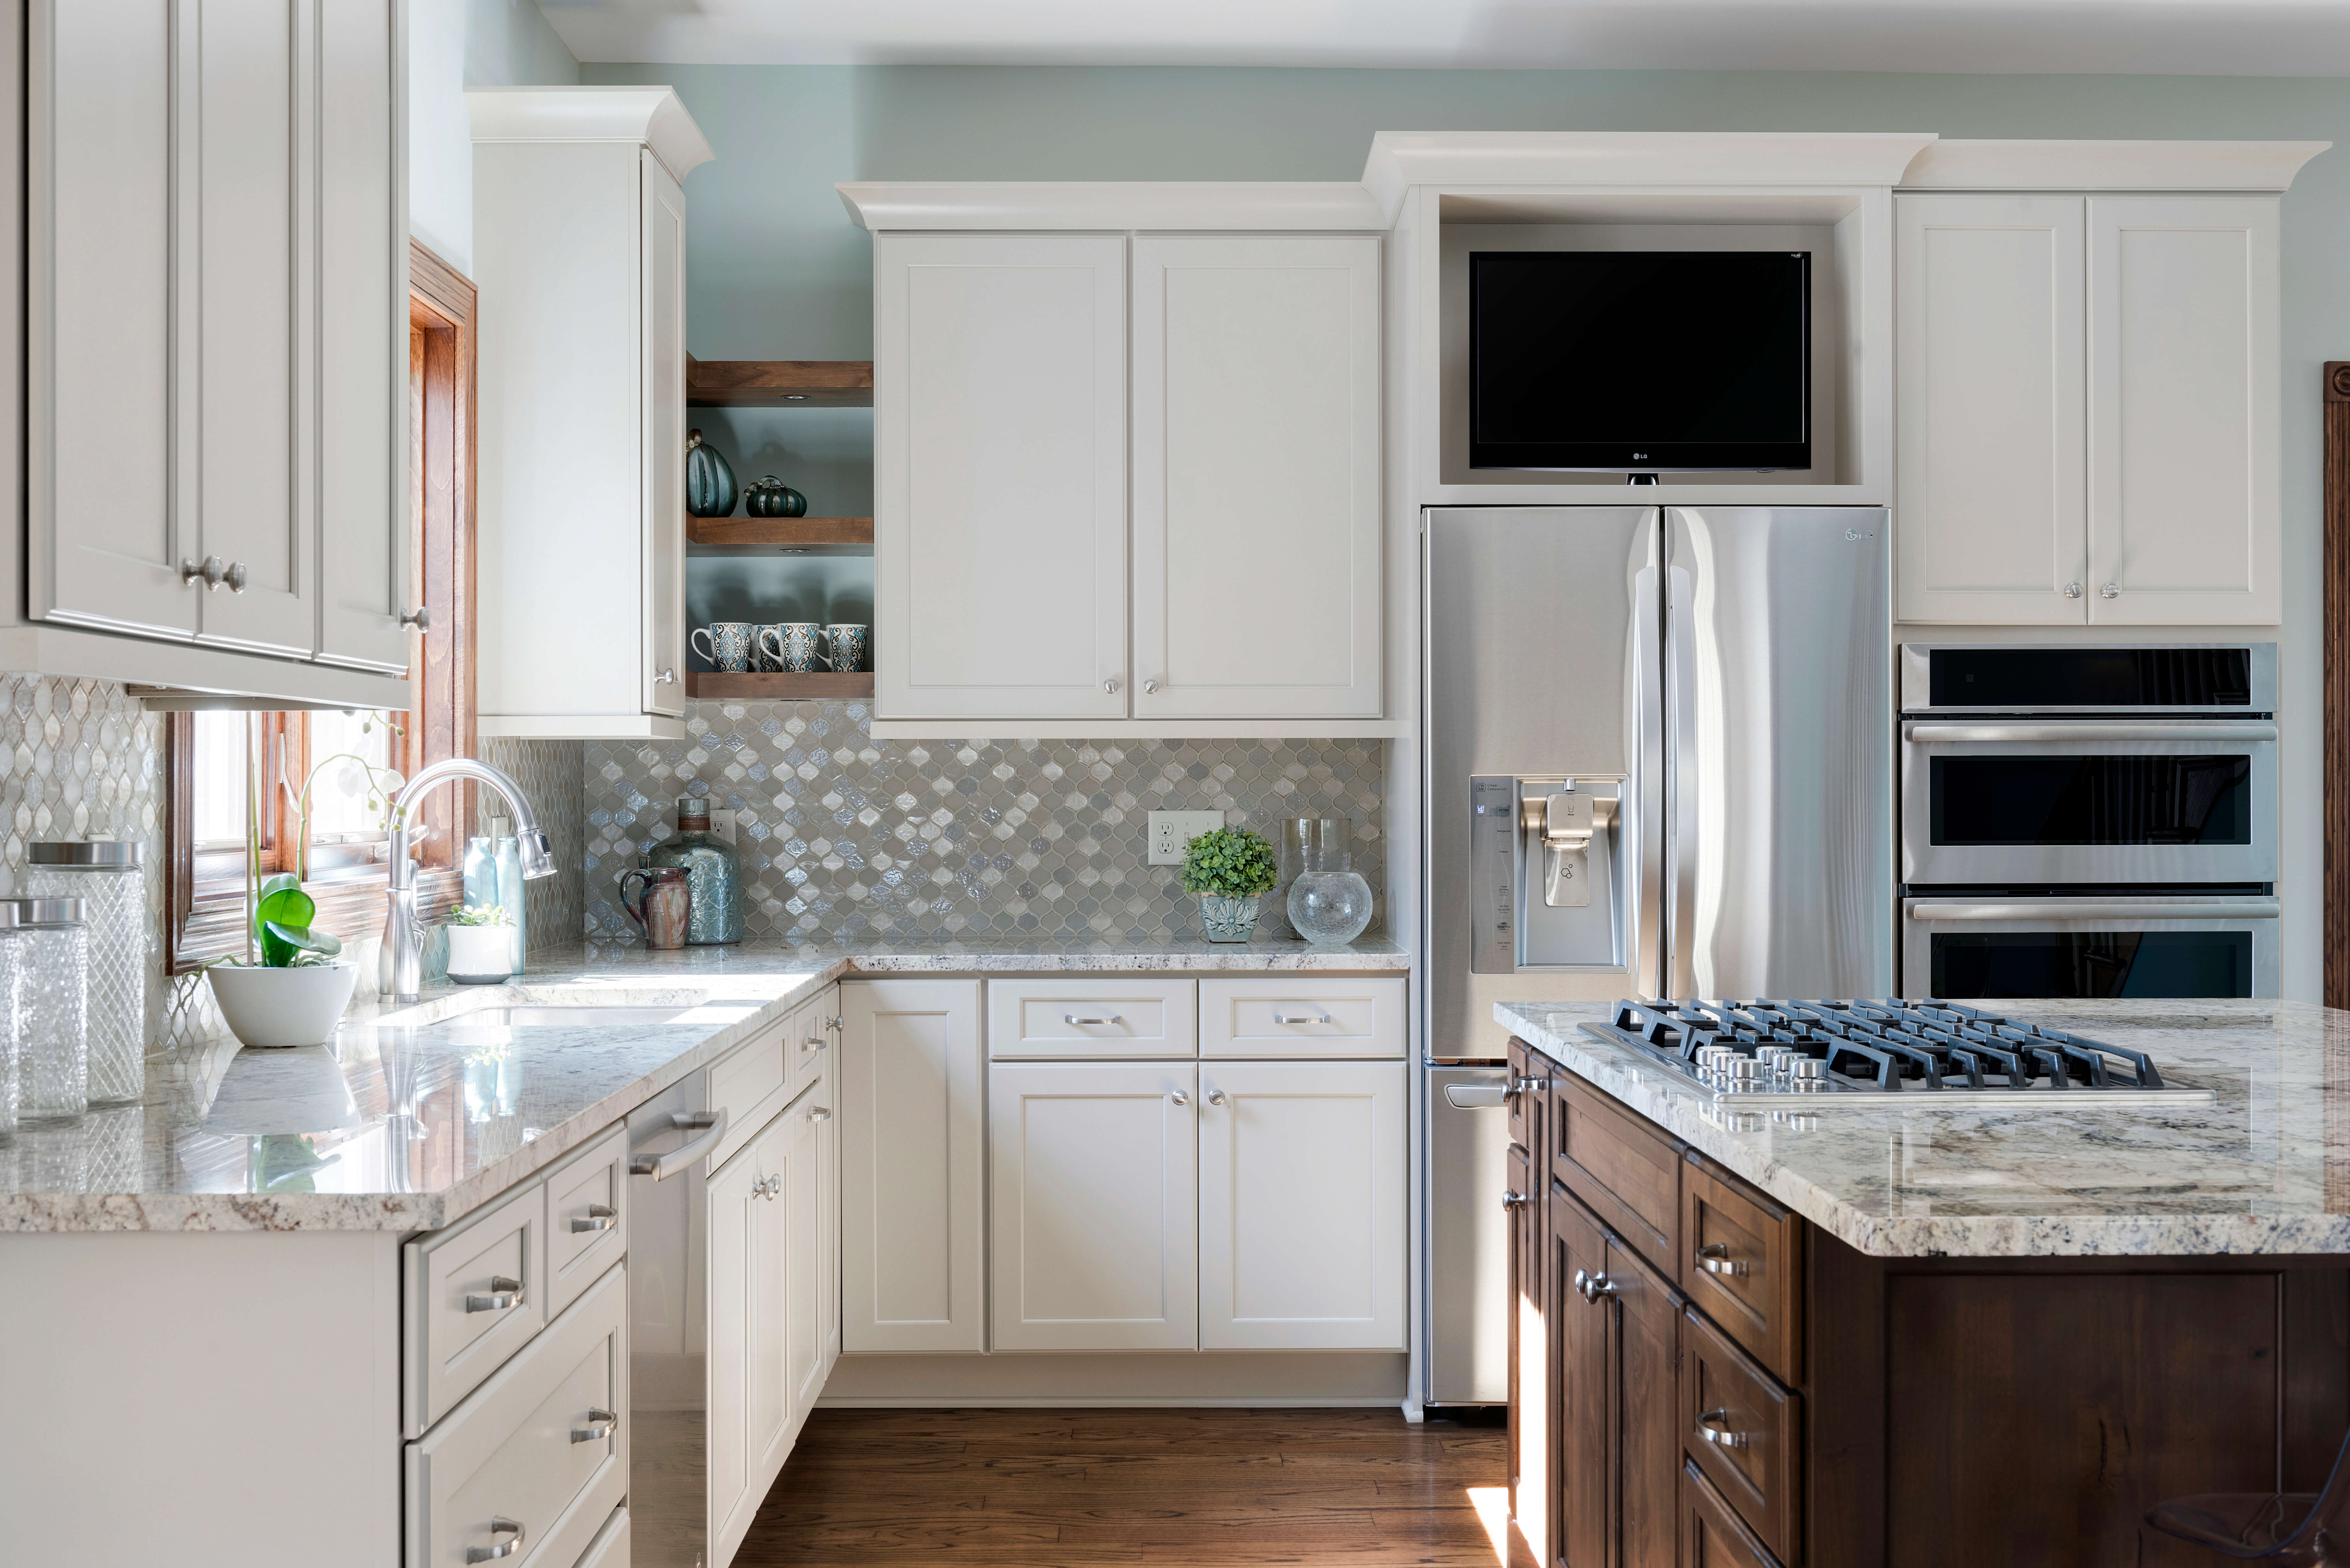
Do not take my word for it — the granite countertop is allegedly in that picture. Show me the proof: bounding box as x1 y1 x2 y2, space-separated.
0 935 1406 1236
1499 998 2350 1259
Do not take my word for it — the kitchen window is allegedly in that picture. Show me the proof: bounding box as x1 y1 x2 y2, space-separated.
164 241 480 972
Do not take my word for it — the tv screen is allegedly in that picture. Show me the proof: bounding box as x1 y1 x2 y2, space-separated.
1469 250 1811 473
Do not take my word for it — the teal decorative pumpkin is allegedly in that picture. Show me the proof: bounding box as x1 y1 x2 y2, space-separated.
744 477 808 519
685 430 738 518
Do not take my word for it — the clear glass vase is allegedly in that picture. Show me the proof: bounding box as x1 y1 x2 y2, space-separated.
28 842 144 1106
8 901 88 1125
1285 821 1374 948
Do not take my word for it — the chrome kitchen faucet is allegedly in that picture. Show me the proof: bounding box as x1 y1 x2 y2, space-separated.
378 757 557 1001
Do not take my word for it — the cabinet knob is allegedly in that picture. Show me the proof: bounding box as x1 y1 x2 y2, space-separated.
1502 1190 1528 1211
808 1106 831 1123
655 667 677 684
1573 1268 1618 1303
571 1407 619 1444
1696 1242 1750 1277
2100 582 2120 599
1169 1089 1188 1106
465 1518 526 1563
570 1203 616 1234
2063 582 2083 600
1143 679 1159 694
179 557 217 589
1207 1089 1226 1106
1697 1409 1751 1449
825 1016 844 1031
1102 677 1120 695
222 560 247 594
463 1276 525 1313
401 606 432 630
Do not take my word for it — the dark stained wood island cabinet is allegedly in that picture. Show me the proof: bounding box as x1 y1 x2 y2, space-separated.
1503 1012 2350 1568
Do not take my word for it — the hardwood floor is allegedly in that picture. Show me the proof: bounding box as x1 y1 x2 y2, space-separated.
733 1407 1539 1567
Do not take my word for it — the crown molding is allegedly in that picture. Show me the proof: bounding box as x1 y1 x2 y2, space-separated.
835 181 1387 232
1360 131 1940 221
1898 139 2329 192
466 87 716 183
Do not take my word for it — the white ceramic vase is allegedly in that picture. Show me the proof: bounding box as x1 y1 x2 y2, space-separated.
446 924 516 984
207 962 360 1050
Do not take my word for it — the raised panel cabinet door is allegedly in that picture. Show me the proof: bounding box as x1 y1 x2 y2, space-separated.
988 1061 1199 1352
839 979 985 1353
2088 196 2282 624
1551 1187 1612 1568
706 1112 792 1562
26 0 198 638
1132 234 1382 718
1894 194 2087 624
1610 1238 1686 1568
1196 1059 1405 1351
783 1091 830 1420
641 150 689 714
1505 1140 1541 1555
875 233 1128 720
314 0 408 673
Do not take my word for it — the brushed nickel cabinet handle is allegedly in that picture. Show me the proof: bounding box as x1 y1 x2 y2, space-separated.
1273 1009 1332 1025
2101 582 2120 599
1698 1409 1750 1448
179 557 216 588
1169 1089 1189 1106
808 1106 831 1122
401 606 432 630
630 1108 728 1180
466 1518 525 1562
1143 678 1159 694
1502 1190 1528 1211
655 667 677 684
572 1407 618 1443
464 1276 524 1313
2063 582 2083 599
825 1015 844 1030
1064 1014 1123 1026
1573 1269 1617 1304
223 560 247 594
1102 677 1120 694
1697 1243 1749 1277
1207 1089 1226 1106
570 1204 616 1233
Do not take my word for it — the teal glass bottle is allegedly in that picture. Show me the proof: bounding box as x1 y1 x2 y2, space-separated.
645 797 743 945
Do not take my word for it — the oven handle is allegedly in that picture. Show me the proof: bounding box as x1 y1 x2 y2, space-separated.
1904 721 2277 744
1908 899 2280 922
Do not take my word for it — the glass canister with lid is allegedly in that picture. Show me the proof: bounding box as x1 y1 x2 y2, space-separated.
27 841 144 1104
3 897 89 1124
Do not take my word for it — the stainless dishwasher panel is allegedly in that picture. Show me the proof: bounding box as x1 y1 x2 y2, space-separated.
1427 1064 1513 1407
627 1069 711 1568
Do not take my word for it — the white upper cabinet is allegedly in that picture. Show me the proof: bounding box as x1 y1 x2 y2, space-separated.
1895 189 2283 626
2088 197 2280 625
472 88 710 739
1131 236 1382 720
875 233 1129 722
26 0 411 678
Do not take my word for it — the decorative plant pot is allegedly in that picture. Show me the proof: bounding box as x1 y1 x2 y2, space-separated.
445 925 516 985
1195 893 1263 943
207 962 360 1051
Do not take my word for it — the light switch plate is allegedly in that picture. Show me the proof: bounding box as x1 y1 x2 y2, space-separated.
709 808 738 846
1147 810 1224 865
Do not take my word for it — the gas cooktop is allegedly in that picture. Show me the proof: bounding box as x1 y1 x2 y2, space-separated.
1580 999 2215 1107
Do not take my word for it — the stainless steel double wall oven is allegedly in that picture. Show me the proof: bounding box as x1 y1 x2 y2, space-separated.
1898 643 2279 999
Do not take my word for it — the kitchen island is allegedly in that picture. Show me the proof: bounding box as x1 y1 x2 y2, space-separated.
1497 998 2350 1568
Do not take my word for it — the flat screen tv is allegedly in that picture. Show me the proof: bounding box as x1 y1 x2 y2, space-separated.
1469 250 1811 473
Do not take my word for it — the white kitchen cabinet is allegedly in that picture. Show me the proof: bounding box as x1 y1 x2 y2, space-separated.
783 1090 830 1418
1894 192 2282 626
706 1106 791 1564
874 232 1130 722
25 0 412 679
988 1060 1200 1352
1197 1059 1406 1351
1132 235 1382 719
2088 197 2281 625
839 978 986 1353
472 88 708 739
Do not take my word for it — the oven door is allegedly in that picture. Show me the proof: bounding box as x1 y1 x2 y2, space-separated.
1900 720 2276 886
1902 896 2279 999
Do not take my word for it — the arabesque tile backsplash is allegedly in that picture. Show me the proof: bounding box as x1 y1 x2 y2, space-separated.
582 701 1387 947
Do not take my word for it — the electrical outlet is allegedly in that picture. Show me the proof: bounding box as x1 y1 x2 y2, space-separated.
1147 810 1224 866
709 808 739 846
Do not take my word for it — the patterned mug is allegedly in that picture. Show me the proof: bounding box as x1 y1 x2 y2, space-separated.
691 622 755 673
825 623 868 674
749 623 793 672
761 622 832 673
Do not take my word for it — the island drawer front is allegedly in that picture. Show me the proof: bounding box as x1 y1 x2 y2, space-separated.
406 1264 629 1568
706 1013 794 1172
544 1126 630 1321
1682 1459 1783 1568
785 983 842 1104
1198 976 1405 1057
571 1505 629 1568
987 979 1197 1058
1553 1069 1685 1285
1682 1155 1804 1386
406 1172 550 1436
1681 1305 1802 1566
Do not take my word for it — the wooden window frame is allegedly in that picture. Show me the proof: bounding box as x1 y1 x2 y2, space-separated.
164 241 480 974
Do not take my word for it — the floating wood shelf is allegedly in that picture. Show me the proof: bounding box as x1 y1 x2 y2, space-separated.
685 671 874 700
686 356 873 408
686 516 873 556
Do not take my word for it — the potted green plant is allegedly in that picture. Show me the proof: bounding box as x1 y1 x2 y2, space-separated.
443 902 516 985
1181 825 1278 942
206 719 405 1049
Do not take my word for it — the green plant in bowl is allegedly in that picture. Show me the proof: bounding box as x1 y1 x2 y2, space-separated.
1181 825 1277 942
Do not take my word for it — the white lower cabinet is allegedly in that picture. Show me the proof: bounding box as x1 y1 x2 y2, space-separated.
707 1106 792 1564
988 1061 1200 1351
784 1092 831 1417
573 1506 629 1568
1197 1060 1407 1351
840 979 986 1353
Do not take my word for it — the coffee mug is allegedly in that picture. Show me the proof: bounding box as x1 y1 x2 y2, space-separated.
692 622 755 673
761 622 832 673
749 623 792 672
825 623 868 673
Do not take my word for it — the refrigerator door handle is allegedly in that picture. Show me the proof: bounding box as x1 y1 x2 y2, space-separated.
1632 513 1665 998
1664 548 1699 999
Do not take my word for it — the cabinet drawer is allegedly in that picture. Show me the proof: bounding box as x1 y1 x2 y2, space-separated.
406 1173 550 1436
1198 976 1403 1057
1553 1070 1684 1284
987 979 1196 1058
706 1013 793 1171
406 1265 629 1568
785 984 841 1104
571 1505 628 1568
544 1126 628 1321
1682 1155 1804 1385
1681 1306 1802 1566
1681 1459 1782 1568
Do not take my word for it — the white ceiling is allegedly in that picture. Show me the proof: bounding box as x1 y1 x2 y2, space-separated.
535 0 2350 76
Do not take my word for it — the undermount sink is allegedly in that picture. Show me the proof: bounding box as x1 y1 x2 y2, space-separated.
433 1005 695 1029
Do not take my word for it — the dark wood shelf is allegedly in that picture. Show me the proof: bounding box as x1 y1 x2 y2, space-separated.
686 356 873 408
686 516 873 556
685 671 875 700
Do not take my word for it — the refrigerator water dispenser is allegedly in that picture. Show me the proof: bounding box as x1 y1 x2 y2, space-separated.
1469 775 1627 972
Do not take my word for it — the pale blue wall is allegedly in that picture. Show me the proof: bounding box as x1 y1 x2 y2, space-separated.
412 0 581 272
581 62 2350 999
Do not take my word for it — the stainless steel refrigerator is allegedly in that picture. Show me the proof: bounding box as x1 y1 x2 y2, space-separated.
1420 505 1891 1406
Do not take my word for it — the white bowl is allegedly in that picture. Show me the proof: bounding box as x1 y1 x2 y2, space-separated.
207 962 361 1050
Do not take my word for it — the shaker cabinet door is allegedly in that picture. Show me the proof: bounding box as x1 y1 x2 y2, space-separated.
875 233 1129 721
707 1111 792 1563
641 150 689 716
1130 234 1382 719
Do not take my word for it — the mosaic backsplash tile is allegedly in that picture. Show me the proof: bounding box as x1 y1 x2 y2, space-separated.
584 701 1386 948
477 737 587 957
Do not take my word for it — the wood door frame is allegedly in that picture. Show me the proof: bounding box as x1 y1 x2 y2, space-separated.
2326 362 2350 1008
408 238 479 867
